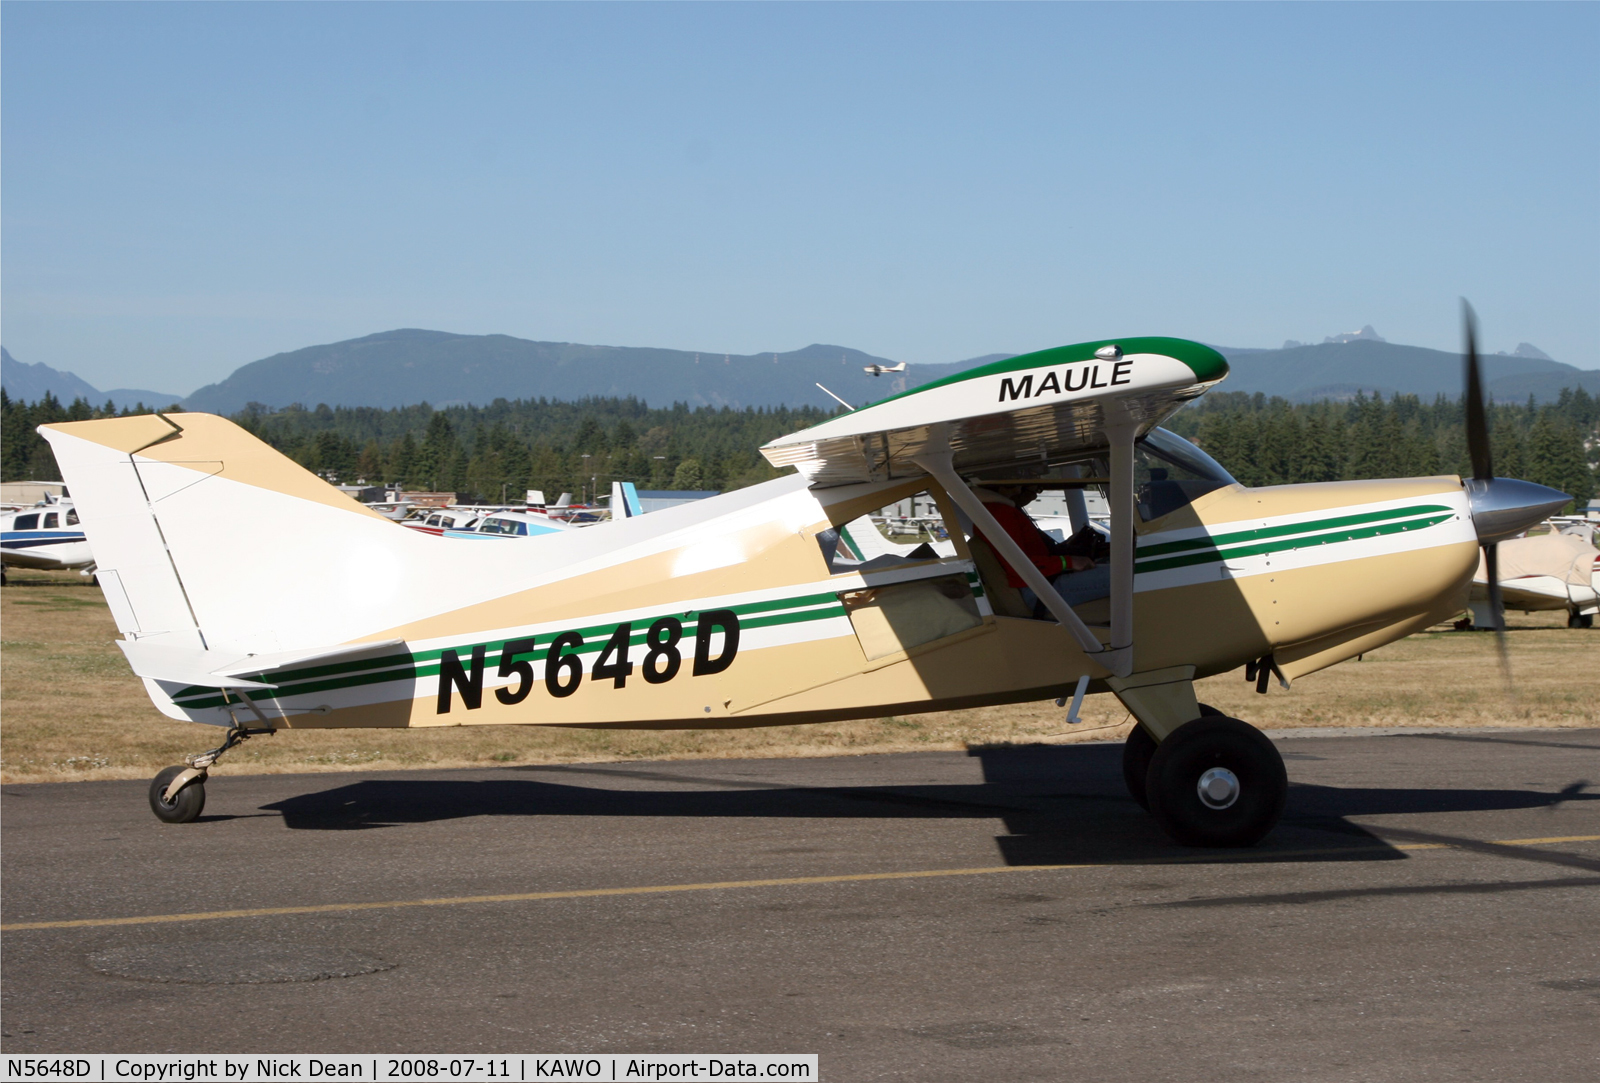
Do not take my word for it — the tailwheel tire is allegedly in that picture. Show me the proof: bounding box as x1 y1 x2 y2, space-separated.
149 765 206 824
1122 704 1223 810
1146 715 1286 848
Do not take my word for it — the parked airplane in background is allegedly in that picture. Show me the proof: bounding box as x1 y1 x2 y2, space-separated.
40 308 1569 848
1 497 95 583
1464 528 1598 629
445 509 584 540
401 507 486 536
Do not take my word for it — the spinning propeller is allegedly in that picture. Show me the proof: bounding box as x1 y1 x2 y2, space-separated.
1459 300 1572 682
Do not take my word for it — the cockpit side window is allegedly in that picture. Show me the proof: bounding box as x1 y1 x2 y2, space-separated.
66 509 80 525
43 513 59 529
14 514 39 530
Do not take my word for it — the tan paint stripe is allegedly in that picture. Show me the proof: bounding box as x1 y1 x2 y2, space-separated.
4 835 1595 932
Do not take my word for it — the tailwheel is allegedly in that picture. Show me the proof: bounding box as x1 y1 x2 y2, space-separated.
1122 703 1222 810
149 765 206 824
145 720 273 823
1146 715 1286 847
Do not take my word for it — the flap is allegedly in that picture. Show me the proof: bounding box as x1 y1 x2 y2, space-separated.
760 337 1227 487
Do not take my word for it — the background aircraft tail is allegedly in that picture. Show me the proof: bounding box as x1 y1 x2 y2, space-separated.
610 480 644 519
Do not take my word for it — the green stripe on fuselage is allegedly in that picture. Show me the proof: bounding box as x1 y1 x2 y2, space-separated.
170 593 852 708
1133 512 1454 574
1134 504 1453 560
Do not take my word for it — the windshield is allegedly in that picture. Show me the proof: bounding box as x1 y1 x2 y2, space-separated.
1140 428 1236 485
1133 427 1238 521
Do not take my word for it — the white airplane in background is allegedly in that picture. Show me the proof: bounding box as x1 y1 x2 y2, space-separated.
446 509 584 540
1 497 96 583
864 362 907 377
1465 527 1598 629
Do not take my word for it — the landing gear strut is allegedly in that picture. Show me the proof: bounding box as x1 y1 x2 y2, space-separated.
148 721 273 824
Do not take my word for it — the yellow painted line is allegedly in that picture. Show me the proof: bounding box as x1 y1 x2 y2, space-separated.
0 864 1096 932
1480 834 1600 847
1390 834 1600 851
4 834 1596 933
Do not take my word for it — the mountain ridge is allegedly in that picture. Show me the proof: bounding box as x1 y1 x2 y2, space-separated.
5 333 1595 415
1 347 185 411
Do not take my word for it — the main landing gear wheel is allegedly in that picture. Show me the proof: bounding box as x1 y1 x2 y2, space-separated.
149 765 206 824
1569 611 1593 629
1122 703 1223 810
1146 715 1286 848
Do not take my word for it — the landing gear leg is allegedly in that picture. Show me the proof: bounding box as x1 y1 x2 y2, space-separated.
148 719 273 824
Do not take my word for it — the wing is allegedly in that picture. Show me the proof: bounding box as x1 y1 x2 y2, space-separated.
761 337 1227 486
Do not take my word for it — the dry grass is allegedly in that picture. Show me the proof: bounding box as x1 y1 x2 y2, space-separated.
3 567 1595 784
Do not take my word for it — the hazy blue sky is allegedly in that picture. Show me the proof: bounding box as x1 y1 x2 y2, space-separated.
3 2 1596 395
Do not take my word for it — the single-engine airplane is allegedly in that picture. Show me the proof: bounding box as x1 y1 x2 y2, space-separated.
1 498 96 583
39 311 1569 845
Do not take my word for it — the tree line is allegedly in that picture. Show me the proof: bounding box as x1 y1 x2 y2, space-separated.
4 385 1595 511
1161 388 1596 509
1 391 835 503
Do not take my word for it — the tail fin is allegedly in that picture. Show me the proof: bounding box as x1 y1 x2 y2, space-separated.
610 480 644 519
40 413 413 656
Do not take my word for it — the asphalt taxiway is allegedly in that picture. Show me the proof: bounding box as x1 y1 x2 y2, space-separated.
3 728 1598 1080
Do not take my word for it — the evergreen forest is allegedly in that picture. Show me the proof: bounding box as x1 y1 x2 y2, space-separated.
4 386 1596 512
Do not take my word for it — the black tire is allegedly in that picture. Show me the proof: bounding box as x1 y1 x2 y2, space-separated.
1569 611 1593 629
1122 725 1158 809
149 765 206 824
1122 704 1222 810
1146 715 1286 848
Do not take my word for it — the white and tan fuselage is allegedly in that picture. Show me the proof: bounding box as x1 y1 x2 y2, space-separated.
42 411 1477 732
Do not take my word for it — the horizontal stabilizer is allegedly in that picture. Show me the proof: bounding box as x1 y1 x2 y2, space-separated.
119 638 406 691
118 641 275 690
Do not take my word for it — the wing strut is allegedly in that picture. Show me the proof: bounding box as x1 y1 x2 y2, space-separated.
914 428 1133 677
1105 417 1136 668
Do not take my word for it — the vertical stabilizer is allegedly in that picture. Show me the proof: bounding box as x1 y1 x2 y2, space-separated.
610 481 644 518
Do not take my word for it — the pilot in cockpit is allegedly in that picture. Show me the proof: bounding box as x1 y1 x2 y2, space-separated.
978 483 1112 616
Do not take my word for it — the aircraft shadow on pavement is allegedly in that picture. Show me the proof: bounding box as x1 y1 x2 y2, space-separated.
258 743 1594 867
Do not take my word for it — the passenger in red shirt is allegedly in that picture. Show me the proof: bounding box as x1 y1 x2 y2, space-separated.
978 484 1109 614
